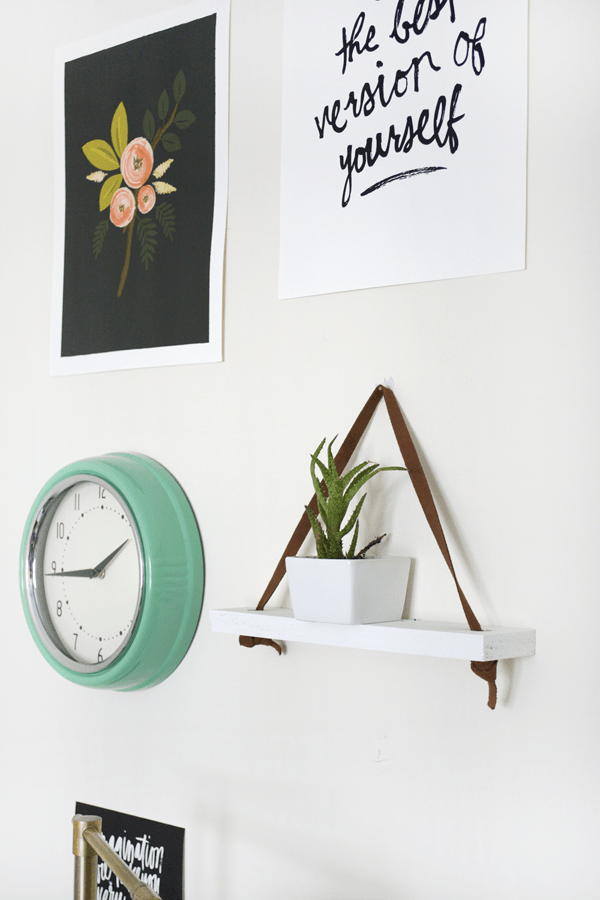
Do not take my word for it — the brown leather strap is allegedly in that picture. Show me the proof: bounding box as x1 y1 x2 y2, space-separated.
471 660 498 708
240 384 497 709
381 387 481 632
239 635 282 655
381 387 498 708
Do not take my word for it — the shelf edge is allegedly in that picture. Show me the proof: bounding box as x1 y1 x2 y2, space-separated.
209 608 536 661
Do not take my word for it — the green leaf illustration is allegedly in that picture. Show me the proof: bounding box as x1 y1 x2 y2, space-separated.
174 110 196 130
99 173 123 211
143 109 156 144
111 102 128 158
82 139 120 170
162 133 181 153
92 219 110 259
155 202 176 241
173 70 186 103
158 89 169 122
136 217 158 269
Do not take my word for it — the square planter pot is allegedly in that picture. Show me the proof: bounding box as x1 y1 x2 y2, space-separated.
285 556 410 625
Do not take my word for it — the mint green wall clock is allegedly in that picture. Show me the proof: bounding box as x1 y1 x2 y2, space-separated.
20 453 204 690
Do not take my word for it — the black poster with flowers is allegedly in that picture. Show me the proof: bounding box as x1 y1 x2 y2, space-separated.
52 3 229 373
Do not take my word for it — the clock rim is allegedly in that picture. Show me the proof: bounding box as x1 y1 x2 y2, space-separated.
20 453 204 691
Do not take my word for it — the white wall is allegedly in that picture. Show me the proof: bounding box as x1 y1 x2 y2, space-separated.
1 0 599 897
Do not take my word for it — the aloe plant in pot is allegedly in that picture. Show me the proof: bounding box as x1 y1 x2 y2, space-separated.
285 438 410 624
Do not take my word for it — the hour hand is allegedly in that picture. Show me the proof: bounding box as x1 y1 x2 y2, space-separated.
91 539 130 578
45 567 97 578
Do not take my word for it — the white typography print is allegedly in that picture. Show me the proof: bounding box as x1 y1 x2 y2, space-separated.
279 0 528 298
97 833 165 900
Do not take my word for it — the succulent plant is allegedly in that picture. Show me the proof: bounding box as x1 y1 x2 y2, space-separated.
305 437 406 559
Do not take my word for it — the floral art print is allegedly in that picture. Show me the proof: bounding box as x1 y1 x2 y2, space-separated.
51 4 228 373
85 74 193 298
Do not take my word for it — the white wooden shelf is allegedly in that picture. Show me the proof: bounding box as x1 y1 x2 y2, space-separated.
209 607 535 661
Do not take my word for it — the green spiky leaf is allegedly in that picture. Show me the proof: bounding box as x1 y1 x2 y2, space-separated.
348 521 359 559
305 506 326 554
345 464 406 504
343 464 381 503
339 494 366 539
309 440 329 513
340 460 371 491
305 437 405 559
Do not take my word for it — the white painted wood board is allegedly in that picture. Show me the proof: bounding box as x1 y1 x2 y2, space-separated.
209 608 536 661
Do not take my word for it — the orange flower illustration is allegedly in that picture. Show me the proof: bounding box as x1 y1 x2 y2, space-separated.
120 137 154 190
85 72 195 297
138 184 156 215
110 187 135 227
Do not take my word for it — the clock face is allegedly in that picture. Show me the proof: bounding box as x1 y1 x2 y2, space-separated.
21 453 204 690
30 478 143 669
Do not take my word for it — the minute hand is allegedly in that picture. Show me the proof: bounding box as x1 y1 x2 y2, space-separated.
91 539 130 577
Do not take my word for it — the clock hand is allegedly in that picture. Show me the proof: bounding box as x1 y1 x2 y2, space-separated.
45 541 130 580
91 539 130 578
45 568 97 578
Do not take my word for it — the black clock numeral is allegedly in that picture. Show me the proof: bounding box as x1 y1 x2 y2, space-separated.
73 633 78 650
56 522 65 539
97 648 103 663
98 487 106 499
51 561 57 573
56 600 62 617
74 493 81 511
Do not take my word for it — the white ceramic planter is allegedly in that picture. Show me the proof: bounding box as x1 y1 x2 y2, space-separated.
285 556 410 625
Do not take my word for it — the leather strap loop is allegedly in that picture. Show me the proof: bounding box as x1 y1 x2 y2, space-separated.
381 387 481 633
239 635 282 655
241 384 497 709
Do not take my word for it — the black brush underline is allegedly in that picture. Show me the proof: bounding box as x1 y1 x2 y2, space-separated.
361 166 446 197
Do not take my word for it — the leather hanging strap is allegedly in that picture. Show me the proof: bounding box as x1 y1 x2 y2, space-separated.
381 387 480 631
240 384 497 709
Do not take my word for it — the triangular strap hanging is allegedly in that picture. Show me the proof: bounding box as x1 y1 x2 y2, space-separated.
240 384 497 709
